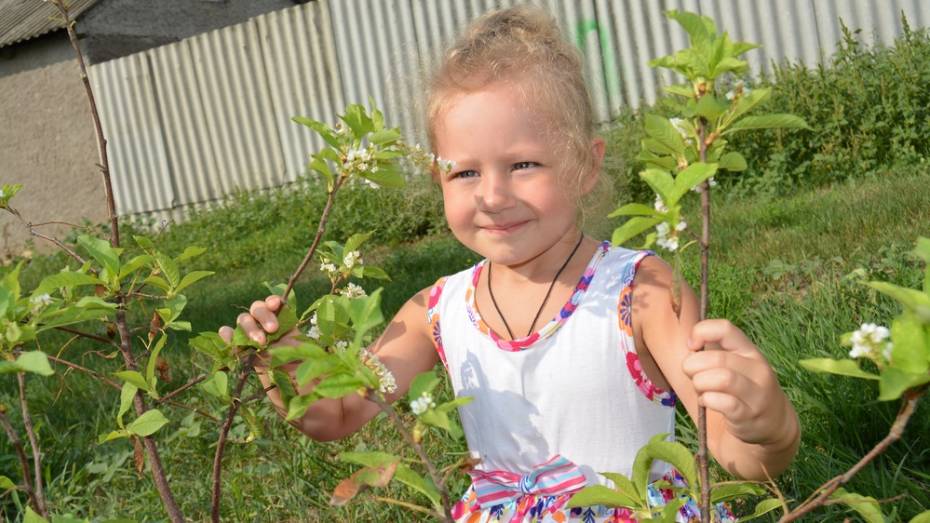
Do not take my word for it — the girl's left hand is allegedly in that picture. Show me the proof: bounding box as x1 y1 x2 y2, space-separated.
681 319 793 447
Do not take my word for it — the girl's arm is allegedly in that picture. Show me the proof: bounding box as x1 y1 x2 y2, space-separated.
219 287 440 441
632 256 800 480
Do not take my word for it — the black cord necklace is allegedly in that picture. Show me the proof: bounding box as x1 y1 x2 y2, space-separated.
486 234 585 340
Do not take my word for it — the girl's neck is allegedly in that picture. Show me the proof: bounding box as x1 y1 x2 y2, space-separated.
487 231 598 285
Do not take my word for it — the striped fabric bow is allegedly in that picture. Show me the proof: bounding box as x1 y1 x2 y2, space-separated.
468 454 588 507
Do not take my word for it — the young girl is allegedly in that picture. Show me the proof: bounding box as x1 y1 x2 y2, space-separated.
220 6 800 522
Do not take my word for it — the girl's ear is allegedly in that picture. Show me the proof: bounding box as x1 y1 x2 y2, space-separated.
581 137 606 194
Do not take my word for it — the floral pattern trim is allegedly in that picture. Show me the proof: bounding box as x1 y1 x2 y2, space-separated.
427 277 448 368
617 252 676 407
465 242 610 352
452 467 736 522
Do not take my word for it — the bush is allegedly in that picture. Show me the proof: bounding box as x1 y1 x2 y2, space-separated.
602 18 930 201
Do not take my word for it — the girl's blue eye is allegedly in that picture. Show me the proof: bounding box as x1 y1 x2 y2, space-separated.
513 161 538 170
453 170 478 179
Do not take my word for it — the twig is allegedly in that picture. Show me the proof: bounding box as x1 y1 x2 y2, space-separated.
368 392 453 523
211 353 256 523
164 399 219 423
54 326 116 347
157 374 207 404
696 117 711 523
28 220 87 229
370 495 439 517
16 373 48 518
282 175 347 302
243 383 277 405
46 354 120 389
0 408 37 511
50 0 184 519
779 388 924 522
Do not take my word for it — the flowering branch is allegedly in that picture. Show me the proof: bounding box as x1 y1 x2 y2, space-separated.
778 388 925 522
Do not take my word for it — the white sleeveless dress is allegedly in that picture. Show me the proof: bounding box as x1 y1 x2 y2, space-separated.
425 242 735 522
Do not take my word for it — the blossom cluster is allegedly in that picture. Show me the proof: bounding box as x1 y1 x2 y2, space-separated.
653 196 686 252
339 282 366 298
360 348 397 394
848 323 893 364
410 392 436 416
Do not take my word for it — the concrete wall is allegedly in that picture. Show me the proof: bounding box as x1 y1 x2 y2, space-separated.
0 34 104 257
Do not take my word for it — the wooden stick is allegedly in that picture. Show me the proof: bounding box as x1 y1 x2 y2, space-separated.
16 373 48 517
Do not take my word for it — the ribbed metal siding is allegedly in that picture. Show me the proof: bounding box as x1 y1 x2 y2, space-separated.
87 0 930 220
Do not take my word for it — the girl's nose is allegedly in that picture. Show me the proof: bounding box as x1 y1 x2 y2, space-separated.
476 172 515 211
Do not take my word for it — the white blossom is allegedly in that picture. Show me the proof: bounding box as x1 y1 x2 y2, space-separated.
320 261 338 274
849 323 893 363
363 178 380 189
334 340 349 351
343 250 362 269
360 349 397 394
437 158 456 173
669 118 689 139
30 293 52 307
340 282 367 298
306 313 320 339
654 195 668 213
410 392 436 415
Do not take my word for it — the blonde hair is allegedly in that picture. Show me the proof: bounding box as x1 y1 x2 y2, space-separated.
425 5 598 196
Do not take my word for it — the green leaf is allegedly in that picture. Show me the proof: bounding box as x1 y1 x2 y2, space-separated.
126 409 169 437
314 373 365 398
914 237 930 292
395 464 441 511
286 393 316 421
33 270 102 296
407 370 439 402
270 342 326 368
829 489 885 523
134 235 156 252
909 510 930 523
338 451 400 469
672 162 718 202
369 128 401 145
117 382 138 429
97 429 131 444
348 288 384 345
644 114 685 156
309 154 335 190
175 271 214 294
724 114 810 134
24 506 50 523
200 371 229 402
144 275 171 293
177 246 207 262
663 84 695 98
665 10 716 45
612 216 663 247
114 370 156 394
799 358 880 380
695 95 726 120
340 103 374 138
639 169 675 205
725 88 772 123
878 367 930 401
890 315 929 374
718 152 747 172
154 253 180 289
292 116 340 148
77 235 121 278
633 435 697 497
353 266 391 281
145 334 168 391
118 254 154 279
0 475 17 491
565 485 641 509
14 351 54 376
710 481 766 503
361 165 406 189
608 203 659 218
189 332 235 368
343 232 373 256
737 498 783 523
868 281 930 322
599 473 642 507
712 56 749 77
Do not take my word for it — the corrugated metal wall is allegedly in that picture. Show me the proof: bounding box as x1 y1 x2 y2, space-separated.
87 0 930 220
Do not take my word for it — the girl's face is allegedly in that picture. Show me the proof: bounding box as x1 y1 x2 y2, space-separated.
433 81 602 267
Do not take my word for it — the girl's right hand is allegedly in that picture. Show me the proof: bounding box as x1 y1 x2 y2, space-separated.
217 295 302 364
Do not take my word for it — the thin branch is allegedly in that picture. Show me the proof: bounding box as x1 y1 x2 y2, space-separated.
696 117 711 523
0 408 37 511
163 399 220 423
779 389 924 522
157 374 207 404
243 383 277 405
49 0 184 518
17 373 48 518
282 175 347 302
46 354 120 389
30 229 88 265
368 392 453 523
370 495 439 517
54 326 117 347
28 220 87 229
211 353 256 523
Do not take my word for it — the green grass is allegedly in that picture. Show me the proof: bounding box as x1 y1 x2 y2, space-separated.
3 168 929 521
